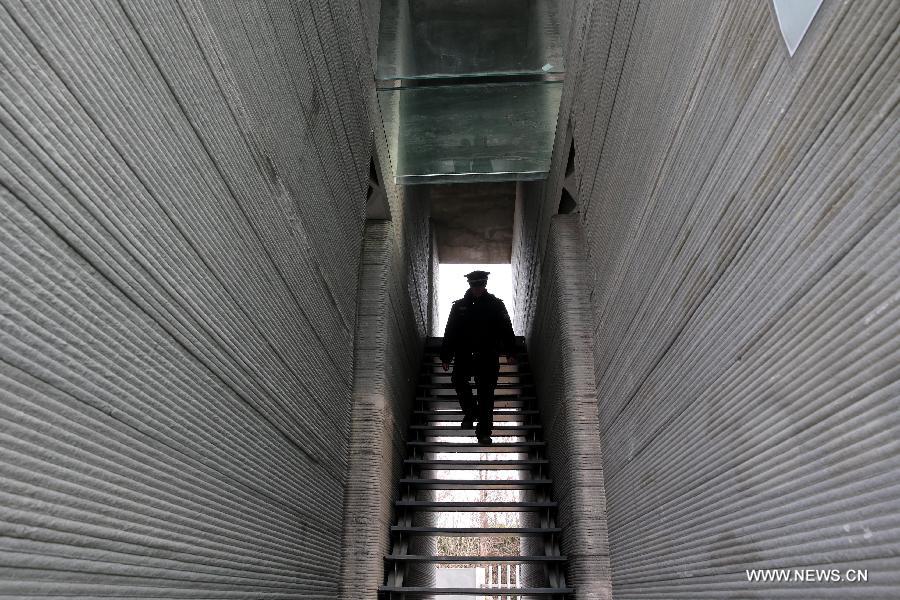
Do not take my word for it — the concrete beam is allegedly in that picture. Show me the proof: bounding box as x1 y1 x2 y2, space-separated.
428 182 515 263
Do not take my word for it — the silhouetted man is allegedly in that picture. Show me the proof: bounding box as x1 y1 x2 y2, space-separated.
440 270 516 444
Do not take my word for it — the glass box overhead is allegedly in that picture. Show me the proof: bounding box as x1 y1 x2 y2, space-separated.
378 82 562 185
375 0 566 184
377 0 565 81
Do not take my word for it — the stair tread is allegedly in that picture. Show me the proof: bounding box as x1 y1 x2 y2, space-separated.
422 368 532 373
419 383 536 388
409 431 538 438
400 478 551 483
406 466 546 471
414 414 536 423
408 447 542 454
398 479 550 489
404 459 547 468
416 408 538 412
384 348 570 594
385 554 566 562
408 441 544 446
421 374 533 379
415 409 539 414
418 396 536 400
411 424 541 430
392 526 561 535
422 368 531 373
417 402 533 409
423 351 528 356
379 587 573 595
395 500 557 511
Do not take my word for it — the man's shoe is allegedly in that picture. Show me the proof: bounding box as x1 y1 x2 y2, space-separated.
461 416 474 430
477 434 492 445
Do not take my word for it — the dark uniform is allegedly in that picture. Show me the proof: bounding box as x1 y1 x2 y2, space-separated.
440 271 516 440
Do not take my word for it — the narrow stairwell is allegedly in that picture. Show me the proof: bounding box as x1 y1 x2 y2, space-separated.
380 338 573 598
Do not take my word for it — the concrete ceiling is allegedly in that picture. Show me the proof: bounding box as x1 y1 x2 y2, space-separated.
428 182 515 263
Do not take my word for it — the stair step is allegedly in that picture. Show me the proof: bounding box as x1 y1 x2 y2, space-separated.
410 429 539 439
385 554 566 563
418 396 533 402
420 362 528 370
395 500 557 512
418 404 531 413
391 526 561 537
420 378 533 386
418 392 531 397
379 587 573 596
411 424 541 431
414 410 539 421
419 393 536 398
419 392 535 397
399 478 551 490
419 361 531 375
423 351 528 358
404 459 547 470
408 441 545 453
422 365 530 374
419 382 535 389
384 345 570 597
418 398 534 407
408 431 537 439
421 372 533 379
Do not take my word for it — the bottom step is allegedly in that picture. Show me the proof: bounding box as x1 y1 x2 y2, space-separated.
379 587 574 596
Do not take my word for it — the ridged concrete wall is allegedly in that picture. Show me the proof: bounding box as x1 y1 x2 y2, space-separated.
339 216 430 599
338 48 435 584
527 215 612 599
0 0 423 596
518 0 899 597
343 0 435 590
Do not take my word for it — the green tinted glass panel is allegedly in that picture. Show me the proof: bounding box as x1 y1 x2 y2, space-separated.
378 82 562 184
377 0 564 81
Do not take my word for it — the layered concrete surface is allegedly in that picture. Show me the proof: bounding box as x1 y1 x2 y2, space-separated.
3 0 898 598
517 0 899 598
525 214 612 598
340 217 432 599
0 0 429 597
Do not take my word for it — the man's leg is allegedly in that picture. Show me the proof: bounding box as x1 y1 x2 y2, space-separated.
474 352 499 441
451 352 476 428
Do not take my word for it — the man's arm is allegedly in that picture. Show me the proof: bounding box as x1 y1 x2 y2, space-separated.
440 303 459 369
496 299 516 361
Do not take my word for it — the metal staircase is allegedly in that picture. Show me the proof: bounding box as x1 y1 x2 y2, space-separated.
380 338 573 598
